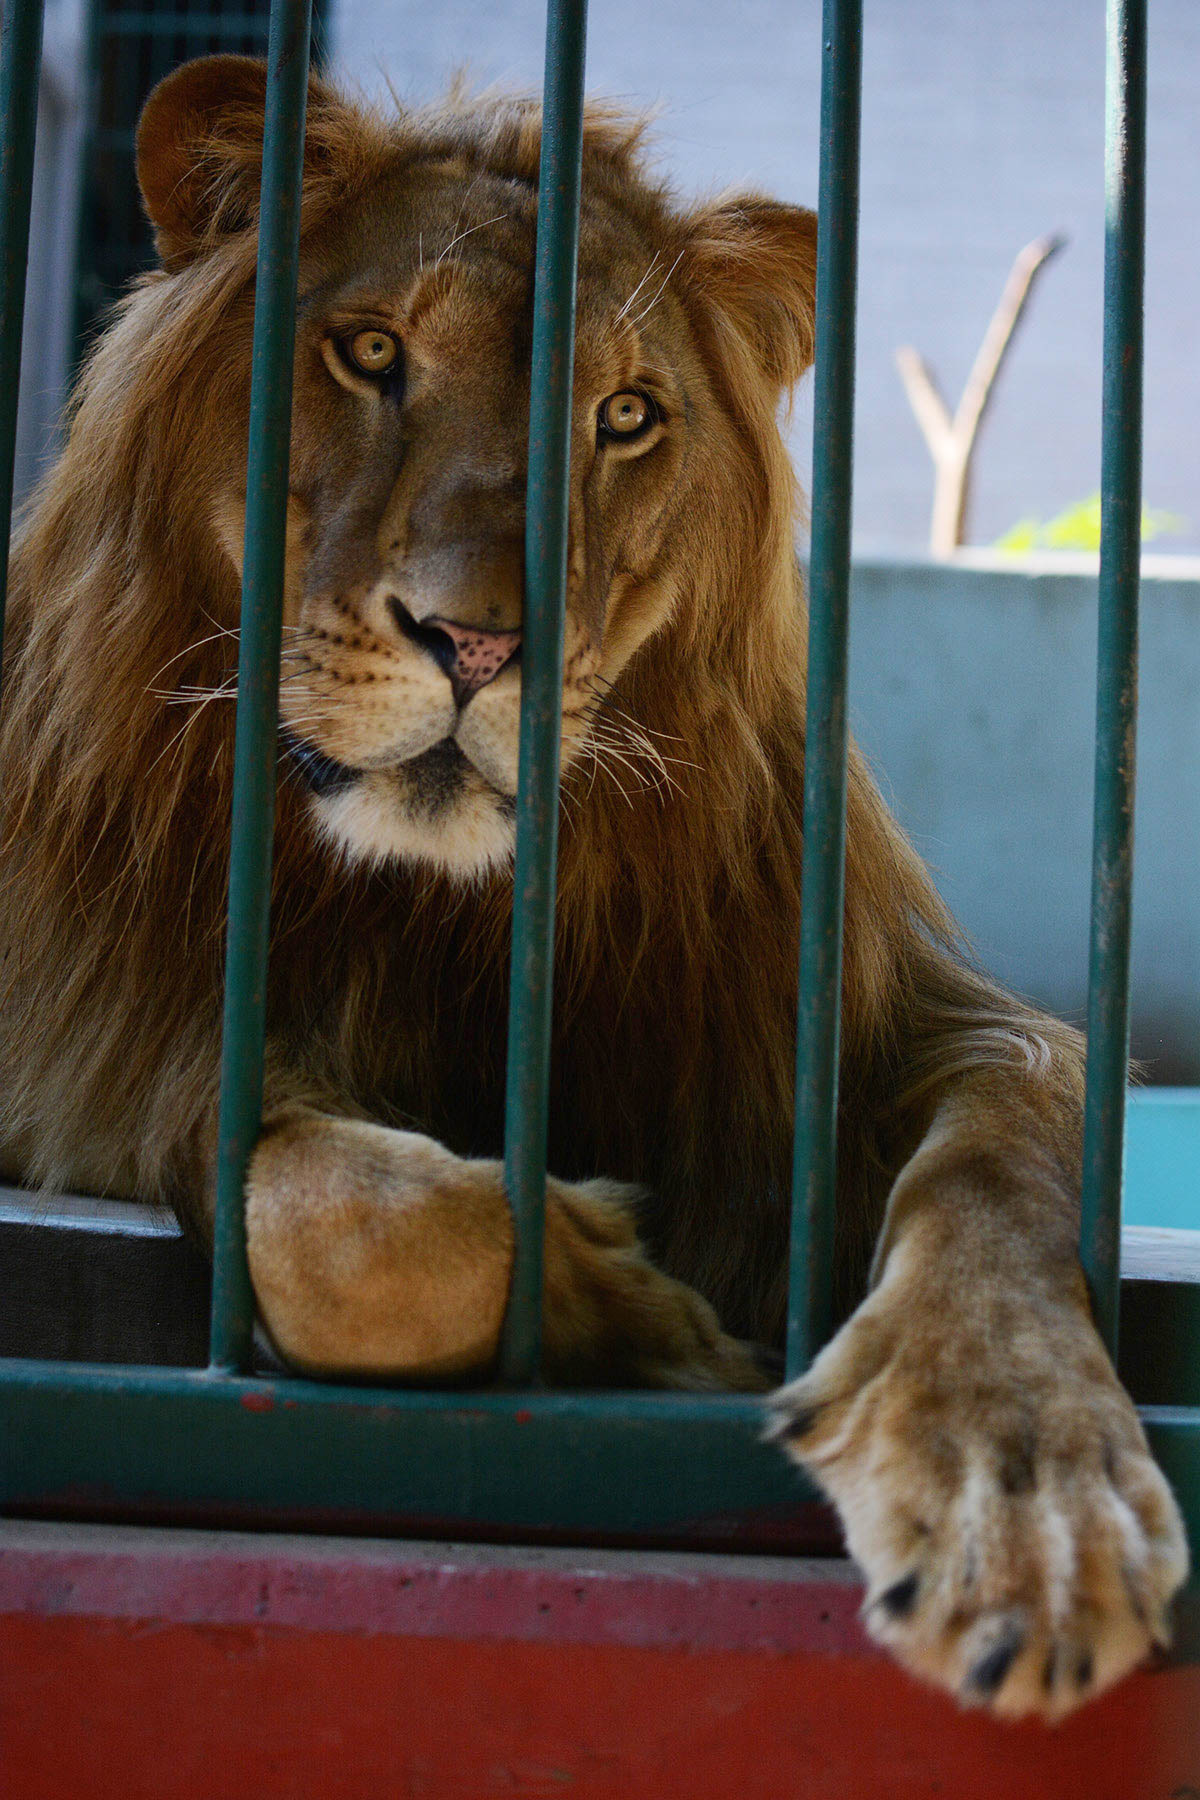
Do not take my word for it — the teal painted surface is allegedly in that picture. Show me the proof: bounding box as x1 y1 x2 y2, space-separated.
787 0 862 1382
500 0 589 1384
1081 0 1147 1358
1124 1090 1200 1230
210 0 313 1373
0 1363 813 1540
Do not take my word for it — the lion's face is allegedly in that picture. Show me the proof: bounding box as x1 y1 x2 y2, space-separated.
136 58 817 880
257 163 704 879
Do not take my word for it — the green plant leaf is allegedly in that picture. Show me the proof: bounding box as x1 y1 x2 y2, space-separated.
993 492 1190 553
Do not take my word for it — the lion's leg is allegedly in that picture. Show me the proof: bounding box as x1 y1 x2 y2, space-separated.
243 1108 765 1390
770 1072 1189 1721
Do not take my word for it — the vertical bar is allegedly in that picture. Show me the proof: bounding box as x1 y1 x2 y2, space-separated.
209 0 313 1372
498 0 588 1383
0 0 46 676
785 0 863 1382
1080 0 1146 1361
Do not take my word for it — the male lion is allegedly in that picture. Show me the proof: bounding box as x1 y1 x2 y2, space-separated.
0 56 1187 1718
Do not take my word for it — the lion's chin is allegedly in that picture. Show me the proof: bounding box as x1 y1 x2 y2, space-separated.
308 751 516 883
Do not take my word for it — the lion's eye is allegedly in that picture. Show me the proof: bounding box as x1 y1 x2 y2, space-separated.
597 390 656 441
344 329 401 376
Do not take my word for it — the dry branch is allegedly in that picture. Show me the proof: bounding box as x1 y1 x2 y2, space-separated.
896 233 1066 558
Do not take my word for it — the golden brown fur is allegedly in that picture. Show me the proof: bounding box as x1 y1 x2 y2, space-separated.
0 57 1187 1717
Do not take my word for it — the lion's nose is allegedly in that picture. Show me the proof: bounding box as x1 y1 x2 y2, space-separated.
390 600 521 704
429 617 522 697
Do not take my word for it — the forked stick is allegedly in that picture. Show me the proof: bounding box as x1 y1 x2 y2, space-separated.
896 234 1066 558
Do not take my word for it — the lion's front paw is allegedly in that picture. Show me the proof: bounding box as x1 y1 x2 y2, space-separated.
768 1290 1189 1720
247 1115 515 1380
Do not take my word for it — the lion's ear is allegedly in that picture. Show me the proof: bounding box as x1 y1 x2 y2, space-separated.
680 197 818 391
136 55 341 269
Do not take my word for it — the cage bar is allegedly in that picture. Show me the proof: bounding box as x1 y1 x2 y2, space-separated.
785 0 863 1382
208 0 313 1373
498 0 589 1383
1080 0 1147 1361
0 0 45 684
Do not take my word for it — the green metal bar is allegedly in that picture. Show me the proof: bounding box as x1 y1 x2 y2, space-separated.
499 0 588 1384
3 1359 1198 1560
209 0 313 1373
1080 0 1147 1361
0 1361 812 1541
0 0 45 682
785 0 862 1382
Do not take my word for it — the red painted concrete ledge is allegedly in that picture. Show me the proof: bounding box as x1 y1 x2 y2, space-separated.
3 1520 1199 1799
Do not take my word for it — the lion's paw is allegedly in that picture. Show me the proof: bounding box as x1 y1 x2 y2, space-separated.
768 1292 1189 1720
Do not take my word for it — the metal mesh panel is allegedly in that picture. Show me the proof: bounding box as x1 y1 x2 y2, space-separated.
74 0 324 353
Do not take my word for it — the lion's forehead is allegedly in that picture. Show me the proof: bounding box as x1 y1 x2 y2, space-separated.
300 156 674 351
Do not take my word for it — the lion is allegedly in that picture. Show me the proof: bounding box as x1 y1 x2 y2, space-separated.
0 54 1187 1719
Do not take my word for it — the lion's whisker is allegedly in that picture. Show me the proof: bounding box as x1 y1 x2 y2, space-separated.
576 735 655 806
151 671 307 705
587 715 690 794
145 626 241 690
599 719 700 779
614 253 662 325
582 673 689 744
434 209 509 271
628 248 686 328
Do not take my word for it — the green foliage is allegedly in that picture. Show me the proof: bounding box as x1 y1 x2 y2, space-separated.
995 492 1188 553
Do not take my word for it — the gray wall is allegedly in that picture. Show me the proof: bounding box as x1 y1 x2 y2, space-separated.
332 0 1200 557
848 557 1200 1081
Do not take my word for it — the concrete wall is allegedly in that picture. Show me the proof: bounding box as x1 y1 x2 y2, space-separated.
848 555 1200 1080
332 0 1200 557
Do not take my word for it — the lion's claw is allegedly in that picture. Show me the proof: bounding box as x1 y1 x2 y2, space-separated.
964 1623 1025 1699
